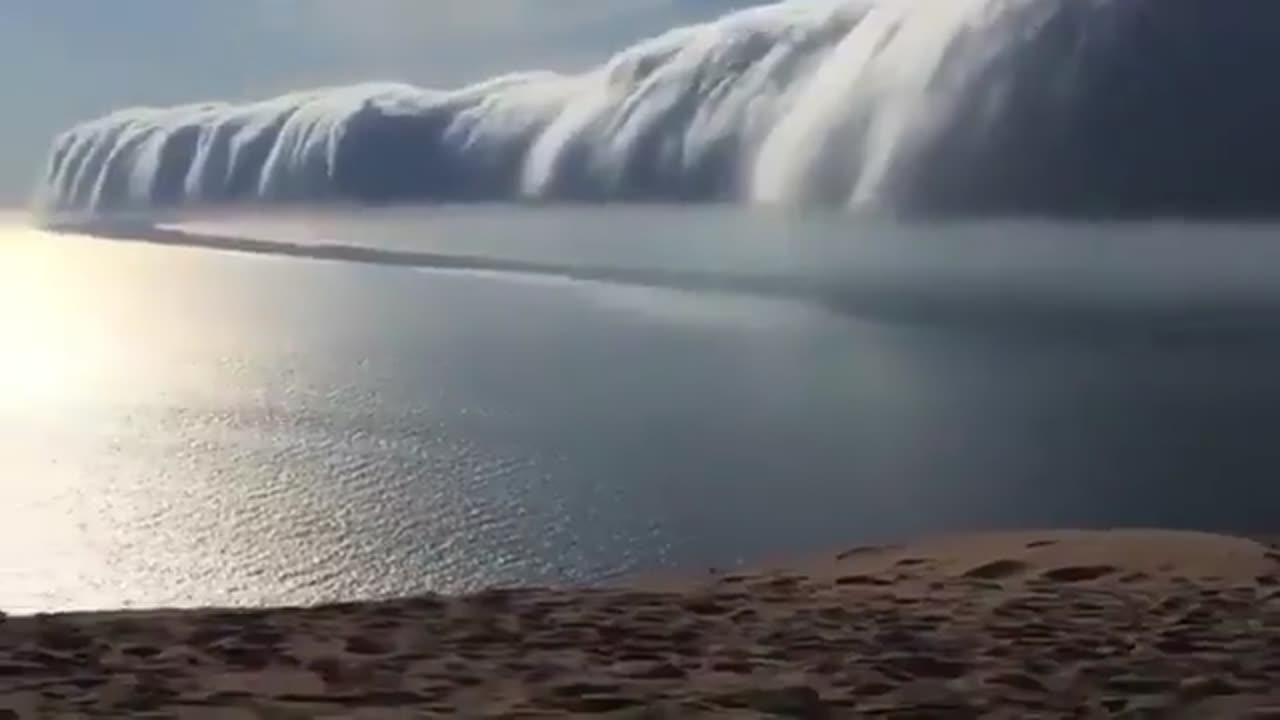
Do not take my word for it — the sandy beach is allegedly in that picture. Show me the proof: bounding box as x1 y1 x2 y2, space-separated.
2 529 1279 718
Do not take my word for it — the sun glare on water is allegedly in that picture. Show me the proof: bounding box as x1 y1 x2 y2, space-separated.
0 221 117 409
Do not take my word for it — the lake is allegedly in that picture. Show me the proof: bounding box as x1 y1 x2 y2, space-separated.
4 206 1280 612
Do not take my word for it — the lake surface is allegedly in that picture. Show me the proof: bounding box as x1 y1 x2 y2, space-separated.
4 207 1280 612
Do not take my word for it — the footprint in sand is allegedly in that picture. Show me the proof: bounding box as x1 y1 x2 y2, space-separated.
835 574 892 587
963 559 1028 580
344 636 391 655
681 599 731 616
1041 565 1116 583
836 545 887 561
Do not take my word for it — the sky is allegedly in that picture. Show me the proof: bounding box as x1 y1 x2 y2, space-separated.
0 0 765 204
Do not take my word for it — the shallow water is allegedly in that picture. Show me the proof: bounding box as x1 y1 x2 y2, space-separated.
4 207 1280 612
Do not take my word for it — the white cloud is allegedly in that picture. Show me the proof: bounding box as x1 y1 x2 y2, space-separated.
39 0 1265 219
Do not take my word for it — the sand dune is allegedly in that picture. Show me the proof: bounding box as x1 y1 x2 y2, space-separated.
3 529 1280 717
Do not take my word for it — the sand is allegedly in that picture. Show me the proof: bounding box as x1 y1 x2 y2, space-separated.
2 529 1280 718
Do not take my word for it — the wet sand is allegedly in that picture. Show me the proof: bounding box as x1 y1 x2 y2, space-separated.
3 529 1280 718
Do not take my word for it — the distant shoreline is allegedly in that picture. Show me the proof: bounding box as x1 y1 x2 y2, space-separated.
46 217 1280 343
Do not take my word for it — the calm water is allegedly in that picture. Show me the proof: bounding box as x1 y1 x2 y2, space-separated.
4 207 1280 612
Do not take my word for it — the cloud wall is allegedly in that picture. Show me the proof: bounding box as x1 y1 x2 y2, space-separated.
37 0 1280 217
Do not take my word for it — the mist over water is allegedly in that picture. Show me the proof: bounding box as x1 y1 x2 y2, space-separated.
35 0 1280 218
65 207 1280 339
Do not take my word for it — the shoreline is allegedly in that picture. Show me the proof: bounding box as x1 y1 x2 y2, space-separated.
3 528 1280 717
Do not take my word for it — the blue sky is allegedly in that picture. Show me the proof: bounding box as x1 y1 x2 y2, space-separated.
0 0 763 203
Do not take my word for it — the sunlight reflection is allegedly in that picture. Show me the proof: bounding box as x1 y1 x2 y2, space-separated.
0 222 114 409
